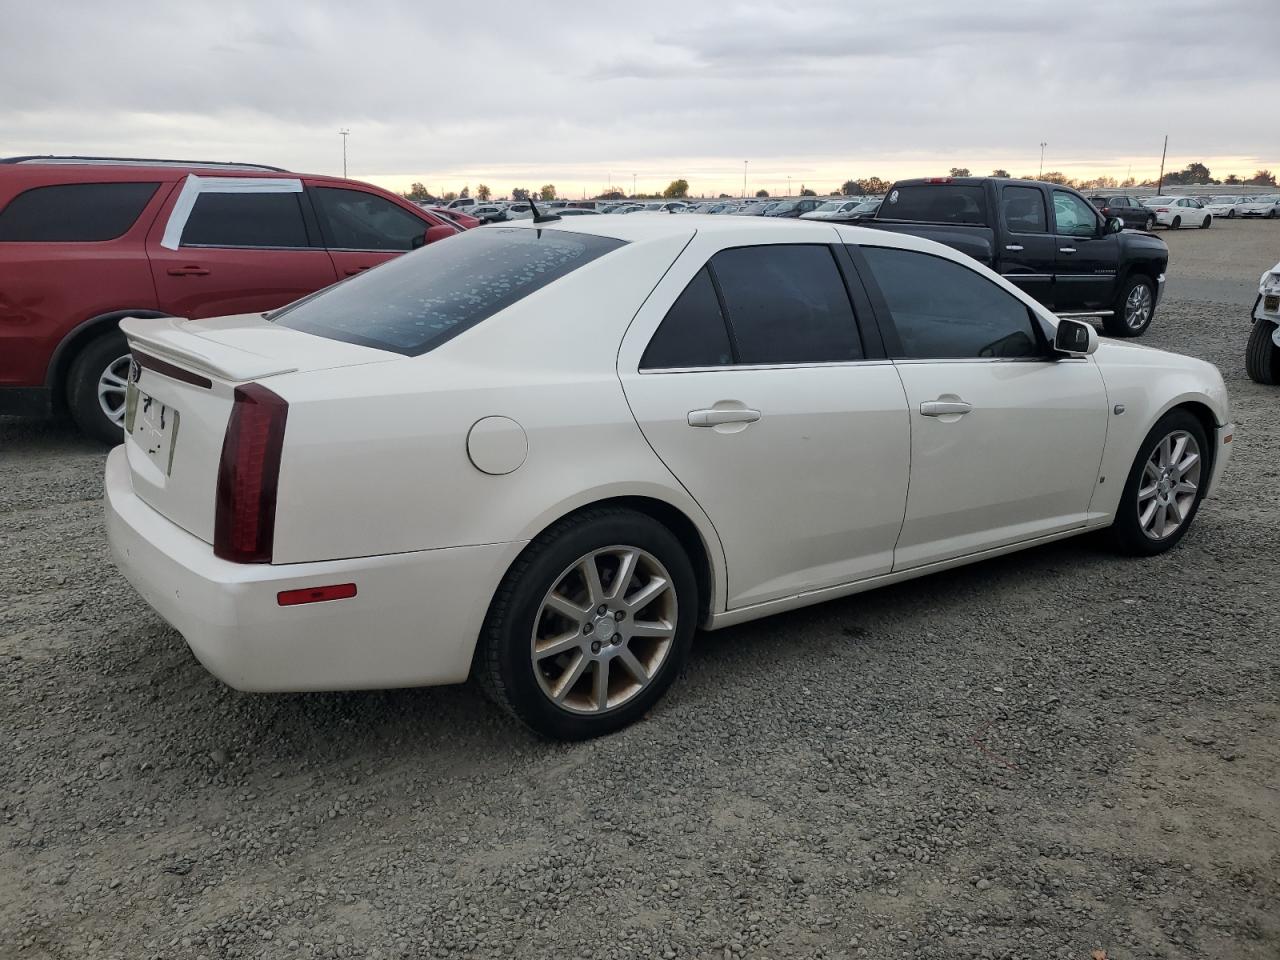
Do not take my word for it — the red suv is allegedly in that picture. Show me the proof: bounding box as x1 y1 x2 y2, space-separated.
0 156 464 442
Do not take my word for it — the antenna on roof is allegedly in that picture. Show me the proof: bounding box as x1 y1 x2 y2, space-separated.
528 197 560 224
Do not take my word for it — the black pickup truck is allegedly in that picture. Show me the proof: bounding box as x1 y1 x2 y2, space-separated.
854 177 1169 336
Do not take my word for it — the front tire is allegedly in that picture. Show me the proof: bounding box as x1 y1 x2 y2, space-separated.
1227 209 1236 219
67 330 130 445
1200 214 1212 228
1246 317 1280 385
1105 275 1155 337
1108 410 1209 556
475 507 697 740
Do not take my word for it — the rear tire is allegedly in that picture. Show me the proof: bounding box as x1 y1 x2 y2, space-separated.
1105 275 1155 338
475 507 698 740
1108 410 1209 556
1145 215 1156 231
1246 317 1280 385
1171 215 1181 229
67 330 130 445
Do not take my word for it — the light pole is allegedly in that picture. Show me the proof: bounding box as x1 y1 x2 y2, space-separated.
632 173 636 198
787 175 791 197
339 129 350 178
743 160 748 199
1038 141 1046 179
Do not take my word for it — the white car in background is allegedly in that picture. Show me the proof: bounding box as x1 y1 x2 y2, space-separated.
1142 196 1212 229
1238 194 1280 218
800 198 868 220
105 216 1233 740
1203 196 1247 219
1246 260 1280 384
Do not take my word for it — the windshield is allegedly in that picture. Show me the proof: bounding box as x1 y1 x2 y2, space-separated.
271 227 625 356
815 201 844 212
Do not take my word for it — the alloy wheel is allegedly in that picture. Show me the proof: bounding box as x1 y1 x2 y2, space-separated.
1125 284 1153 329
530 546 677 714
97 354 132 426
1137 430 1201 540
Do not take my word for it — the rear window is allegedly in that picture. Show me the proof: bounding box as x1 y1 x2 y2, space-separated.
0 181 159 242
271 226 625 356
881 184 988 224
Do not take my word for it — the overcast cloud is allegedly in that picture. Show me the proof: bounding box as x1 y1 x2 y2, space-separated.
1 0 1275 196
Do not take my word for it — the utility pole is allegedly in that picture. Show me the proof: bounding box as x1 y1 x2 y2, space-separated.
1038 141 1046 179
339 129 350 178
743 160 748 199
632 172 637 197
1156 135 1168 193
787 175 792 197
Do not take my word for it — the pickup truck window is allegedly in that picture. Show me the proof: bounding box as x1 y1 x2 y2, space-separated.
1001 186 1047 234
882 185 987 225
1052 191 1100 238
860 246 1041 360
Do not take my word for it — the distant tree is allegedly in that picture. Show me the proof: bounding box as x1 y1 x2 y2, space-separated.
1223 173 1241 185
1121 177 1136 187
539 184 557 200
598 189 625 200
511 187 530 201
1247 169 1276 186
755 189 770 198
663 179 690 198
1164 162 1212 186
991 168 1010 178
476 184 491 201
857 177 891 195
1039 171 1073 186
405 182 434 201
459 186 470 199
840 179 863 196
718 193 732 199
442 191 458 202
799 187 817 196
948 167 971 178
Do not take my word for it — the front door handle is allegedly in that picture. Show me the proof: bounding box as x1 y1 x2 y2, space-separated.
920 399 973 417
1004 244 1024 251
167 265 210 276
1059 247 1077 254
688 407 761 427
344 266 373 276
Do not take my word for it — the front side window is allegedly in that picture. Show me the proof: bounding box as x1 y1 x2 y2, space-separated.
858 246 1042 360
1052 191 1100 237
313 187 428 251
0 181 159 242
1001 186 1047 234
271 226 624 356
640 267 733 370
711 245 862 364
182 192 310 248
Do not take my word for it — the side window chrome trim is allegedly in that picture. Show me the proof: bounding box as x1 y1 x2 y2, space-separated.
638 359 895 374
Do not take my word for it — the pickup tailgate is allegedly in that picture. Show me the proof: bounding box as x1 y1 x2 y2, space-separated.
119 313 395 545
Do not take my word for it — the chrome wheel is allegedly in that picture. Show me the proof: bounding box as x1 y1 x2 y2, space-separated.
1137 430 1201 540
531 545 677 714
1125 283 1153 329
97 354 132 426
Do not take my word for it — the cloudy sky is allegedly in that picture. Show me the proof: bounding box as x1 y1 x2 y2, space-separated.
2 0 1276 198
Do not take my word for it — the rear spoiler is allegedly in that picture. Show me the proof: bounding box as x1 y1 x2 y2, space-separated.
119 316 298 382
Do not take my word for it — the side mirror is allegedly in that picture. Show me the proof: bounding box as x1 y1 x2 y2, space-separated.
1054 318 1099 357
423 224 455 246
1106 216 1124 234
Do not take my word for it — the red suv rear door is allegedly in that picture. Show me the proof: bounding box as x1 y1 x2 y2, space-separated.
305 182 448 278
146 177 338 319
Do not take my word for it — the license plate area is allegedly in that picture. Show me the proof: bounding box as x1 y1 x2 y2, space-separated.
1264 294 1279 312
126 378 180 477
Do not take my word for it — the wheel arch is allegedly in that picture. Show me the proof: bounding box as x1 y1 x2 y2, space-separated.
45 309 170 403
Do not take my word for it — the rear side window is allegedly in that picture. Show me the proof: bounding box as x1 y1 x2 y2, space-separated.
882 184 988 224
182 192 310 248
640 267 733 369
0 182 158 242
1001 186 1047 234
859 246 1041 360
312 187 428 251
711 245 862 364
271 226 625 356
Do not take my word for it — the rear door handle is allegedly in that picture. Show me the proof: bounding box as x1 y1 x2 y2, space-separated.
688 407 761 427
1004 244 1024 251
344 266 373 276
1059 247 1077 254
920 400 973 417
167 266 210 276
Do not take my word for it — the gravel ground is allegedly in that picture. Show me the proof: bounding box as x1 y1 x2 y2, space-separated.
2 223 1278 960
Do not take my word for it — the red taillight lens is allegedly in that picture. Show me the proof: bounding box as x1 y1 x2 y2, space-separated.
1155 207 1169 212
277 583 357 606
214 383 288 563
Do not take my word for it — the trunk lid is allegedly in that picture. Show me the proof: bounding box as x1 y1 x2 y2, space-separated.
119 313 394 546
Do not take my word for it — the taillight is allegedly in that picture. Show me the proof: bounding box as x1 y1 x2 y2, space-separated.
214 383 288 563
926 177 954 183
1155 207 1169 212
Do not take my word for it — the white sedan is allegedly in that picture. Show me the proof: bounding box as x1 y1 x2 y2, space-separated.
1203 196 1247 219
105 215 1234 739
1141 196 1213 229
1237 194 1280 218
799 198 867 220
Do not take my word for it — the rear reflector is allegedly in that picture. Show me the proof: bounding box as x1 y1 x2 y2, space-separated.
277 583 357 606
133 350 214 389
214 383 288 563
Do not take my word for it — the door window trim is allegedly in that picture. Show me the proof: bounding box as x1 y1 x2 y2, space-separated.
161 174 309 250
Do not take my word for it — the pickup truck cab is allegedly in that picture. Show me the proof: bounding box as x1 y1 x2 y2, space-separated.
860 177 1169 336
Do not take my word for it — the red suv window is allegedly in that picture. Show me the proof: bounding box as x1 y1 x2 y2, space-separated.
0 181 159 242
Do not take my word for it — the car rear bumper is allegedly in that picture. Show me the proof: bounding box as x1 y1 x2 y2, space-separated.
104 446 526 692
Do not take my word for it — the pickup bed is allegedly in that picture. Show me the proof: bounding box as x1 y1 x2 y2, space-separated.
855 177 1169 336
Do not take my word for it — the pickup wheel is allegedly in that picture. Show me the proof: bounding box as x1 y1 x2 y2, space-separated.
1105 276 1155 337
67 330 131 445
1246 317 1280 385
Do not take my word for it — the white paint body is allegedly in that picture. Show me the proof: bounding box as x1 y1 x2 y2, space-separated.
1141 197 1212 228
104 216 1234 693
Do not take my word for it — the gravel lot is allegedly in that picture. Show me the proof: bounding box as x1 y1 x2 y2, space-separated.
2 220 1278 960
